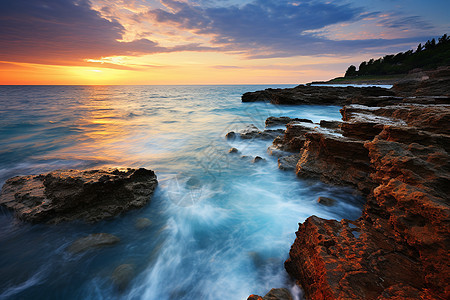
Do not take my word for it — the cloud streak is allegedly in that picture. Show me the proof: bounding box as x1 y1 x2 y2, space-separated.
140 0 433 58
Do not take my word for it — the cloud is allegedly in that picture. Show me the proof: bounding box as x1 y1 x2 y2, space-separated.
142 0 435 58
0 0 171 65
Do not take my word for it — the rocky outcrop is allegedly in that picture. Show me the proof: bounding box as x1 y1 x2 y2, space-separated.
244 67 450 300
0 168 158 223
284 102 450 299
242 85 394 105
265 116 312 127
226 124 284 141
392 66 450 97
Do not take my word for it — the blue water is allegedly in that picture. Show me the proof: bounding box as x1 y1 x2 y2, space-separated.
0 85 364 300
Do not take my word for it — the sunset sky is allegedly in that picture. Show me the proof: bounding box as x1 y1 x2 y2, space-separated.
0 0 448 85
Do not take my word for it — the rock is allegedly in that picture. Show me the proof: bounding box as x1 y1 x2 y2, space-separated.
278 154 300 171
392 66 450 97
317 196 336 206
111 264 135 291
284 97 450 299
296 132 374 194
265 116 312 127
225 131 236 140
275 123 312 153
252 156 265 163
319 120 342 129
0 168 158 223
242 85 394 105
135 217 152 229
67 233 120 254
262 288 293 300
228 147 239 154
247 288 293 300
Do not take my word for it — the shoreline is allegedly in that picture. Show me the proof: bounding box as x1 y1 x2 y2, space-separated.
245 67 450 299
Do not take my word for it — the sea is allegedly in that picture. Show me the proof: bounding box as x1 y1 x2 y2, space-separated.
0 85 364 300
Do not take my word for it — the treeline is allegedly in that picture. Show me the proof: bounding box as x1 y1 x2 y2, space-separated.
344 34 450 77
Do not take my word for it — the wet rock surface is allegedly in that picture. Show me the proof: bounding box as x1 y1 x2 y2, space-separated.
0 168 158 223
244 68 450 299
242 85 394 105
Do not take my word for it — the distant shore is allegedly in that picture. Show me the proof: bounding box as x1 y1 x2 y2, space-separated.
309 74 406 86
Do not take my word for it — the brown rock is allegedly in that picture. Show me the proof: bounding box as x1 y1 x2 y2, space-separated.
67 233 120 254
317 197 336 206
242 85 394 105
0 168 158 223
247 288 293 300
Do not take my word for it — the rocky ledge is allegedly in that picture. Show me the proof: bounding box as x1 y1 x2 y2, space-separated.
242 85 395 105
0 168 158 223
246 67 450 299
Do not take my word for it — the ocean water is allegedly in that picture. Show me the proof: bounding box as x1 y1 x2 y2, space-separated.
0 85 364 300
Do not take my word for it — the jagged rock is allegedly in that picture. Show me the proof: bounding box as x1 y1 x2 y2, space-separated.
67 233 120 254
242 85 394 105
111 264 135 291
229 147 239 154
319 120 342 129
135 218 152 229
225 131 236 140
317 197 336 206
296 132 373 194
285 99 450 300
279 123 312 152
265 116 312 127
278 154 300 171
247 288 293 300
0 168 158 223
226 125 284 141
252 156 265 163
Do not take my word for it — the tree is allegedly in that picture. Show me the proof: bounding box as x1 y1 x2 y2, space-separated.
345 65 357 77
416 43 422 52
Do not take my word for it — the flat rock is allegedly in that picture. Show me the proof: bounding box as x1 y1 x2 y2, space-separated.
242 85 394 105
266 116 312 127
0 168 158 223
67 233 120 254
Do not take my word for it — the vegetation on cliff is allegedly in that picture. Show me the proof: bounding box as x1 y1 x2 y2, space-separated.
344 34 450 77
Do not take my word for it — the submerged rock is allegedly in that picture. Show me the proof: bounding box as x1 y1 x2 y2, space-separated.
252 156 265 163
228 147 239 154
0 168 158 223
111 264 135 291
317 196 336 206
135 217 152 230
67 233 120 254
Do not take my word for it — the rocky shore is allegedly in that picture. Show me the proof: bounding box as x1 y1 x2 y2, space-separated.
245 67 449 299
0 168 158 223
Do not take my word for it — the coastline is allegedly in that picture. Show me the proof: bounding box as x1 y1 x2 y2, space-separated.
245 67 450 299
